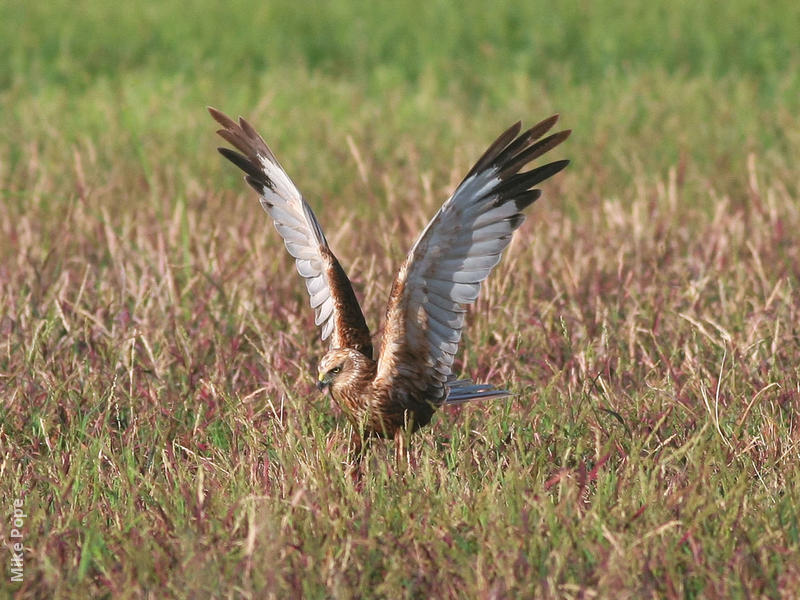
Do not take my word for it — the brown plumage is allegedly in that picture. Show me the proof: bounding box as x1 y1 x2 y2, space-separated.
210 107 569 453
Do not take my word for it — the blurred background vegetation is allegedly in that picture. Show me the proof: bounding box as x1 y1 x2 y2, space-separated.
2 1 799 597
2 0 798 194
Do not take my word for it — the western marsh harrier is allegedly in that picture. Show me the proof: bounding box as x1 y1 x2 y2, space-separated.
210 108 569 457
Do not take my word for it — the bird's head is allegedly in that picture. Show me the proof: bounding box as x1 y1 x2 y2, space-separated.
316 348 373 395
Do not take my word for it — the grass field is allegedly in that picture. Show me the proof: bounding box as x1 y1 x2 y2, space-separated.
2 1 800 597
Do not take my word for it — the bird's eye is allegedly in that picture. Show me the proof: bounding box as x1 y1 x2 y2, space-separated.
330 366 342 375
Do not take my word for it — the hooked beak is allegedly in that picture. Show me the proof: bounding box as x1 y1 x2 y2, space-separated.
316 372 330 392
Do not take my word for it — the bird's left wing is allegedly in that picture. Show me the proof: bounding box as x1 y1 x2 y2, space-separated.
375 116 570 401
209 108 373 357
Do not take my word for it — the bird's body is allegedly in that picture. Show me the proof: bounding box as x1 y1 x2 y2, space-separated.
210 107 569 448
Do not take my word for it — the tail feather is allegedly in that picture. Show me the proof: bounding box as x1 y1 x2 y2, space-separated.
444 379 512 405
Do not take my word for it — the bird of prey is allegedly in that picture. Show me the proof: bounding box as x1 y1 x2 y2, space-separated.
210 107 569 459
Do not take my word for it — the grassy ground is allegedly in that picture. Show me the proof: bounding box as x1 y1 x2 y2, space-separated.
2 1 800 597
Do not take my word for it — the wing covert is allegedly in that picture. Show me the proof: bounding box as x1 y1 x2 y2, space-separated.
209 107 373 357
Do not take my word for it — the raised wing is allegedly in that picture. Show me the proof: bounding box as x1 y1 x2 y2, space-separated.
376 116 570 401
209 108 373 357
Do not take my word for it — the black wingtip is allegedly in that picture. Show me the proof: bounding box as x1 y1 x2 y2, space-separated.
217 147 265 181
527 114 560 141
495 159 570 198
543 159 570 179
208 106 237 129
512 189 542 210
244 174 269 195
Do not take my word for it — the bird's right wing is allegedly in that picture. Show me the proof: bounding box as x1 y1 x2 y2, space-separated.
375 117 570 401
210 108 373 357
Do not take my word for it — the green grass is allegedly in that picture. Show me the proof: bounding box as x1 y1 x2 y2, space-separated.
2 0 800 597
